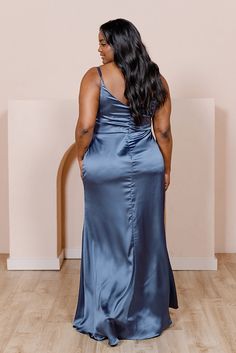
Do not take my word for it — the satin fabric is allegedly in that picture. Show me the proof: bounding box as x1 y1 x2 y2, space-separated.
72 66 178 346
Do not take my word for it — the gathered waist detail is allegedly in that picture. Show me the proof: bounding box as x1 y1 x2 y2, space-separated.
94 123 152 135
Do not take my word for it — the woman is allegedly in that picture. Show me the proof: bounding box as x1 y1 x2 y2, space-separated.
72 18 178 347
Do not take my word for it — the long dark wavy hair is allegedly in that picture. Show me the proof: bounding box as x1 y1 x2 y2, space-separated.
99 18 168 126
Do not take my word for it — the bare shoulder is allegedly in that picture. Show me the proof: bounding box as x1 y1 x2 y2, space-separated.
153 73 172 120
80 66 100 88
159 73 170 96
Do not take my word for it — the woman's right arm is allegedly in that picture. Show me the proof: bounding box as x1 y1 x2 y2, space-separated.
75 67 100 175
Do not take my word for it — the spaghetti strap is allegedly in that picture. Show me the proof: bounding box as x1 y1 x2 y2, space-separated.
96 66 104 84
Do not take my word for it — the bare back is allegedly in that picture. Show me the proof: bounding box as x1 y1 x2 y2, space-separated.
98 63 129 106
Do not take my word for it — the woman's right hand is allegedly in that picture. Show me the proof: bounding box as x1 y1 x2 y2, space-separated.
164 172 170 191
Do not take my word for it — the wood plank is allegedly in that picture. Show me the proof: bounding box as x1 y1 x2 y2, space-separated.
1 253 236 353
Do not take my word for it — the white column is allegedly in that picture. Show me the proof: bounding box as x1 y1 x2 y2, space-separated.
7 100 77 270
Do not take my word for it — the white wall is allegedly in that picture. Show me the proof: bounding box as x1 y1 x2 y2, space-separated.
1 0 236 253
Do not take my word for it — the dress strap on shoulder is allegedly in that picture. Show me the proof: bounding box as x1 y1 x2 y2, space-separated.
96 66 104 84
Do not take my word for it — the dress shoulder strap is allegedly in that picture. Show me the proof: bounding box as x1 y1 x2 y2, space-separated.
96 66 104 84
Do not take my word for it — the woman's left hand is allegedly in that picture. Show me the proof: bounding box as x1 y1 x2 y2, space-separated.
78 159 83 178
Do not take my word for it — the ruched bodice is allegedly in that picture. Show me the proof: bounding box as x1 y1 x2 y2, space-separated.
94 70 152 133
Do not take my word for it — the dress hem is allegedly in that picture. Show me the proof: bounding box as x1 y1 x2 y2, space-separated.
72 319 173 346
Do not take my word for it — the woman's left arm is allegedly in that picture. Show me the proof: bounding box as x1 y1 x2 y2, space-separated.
75 67 100 175
152 74 173 190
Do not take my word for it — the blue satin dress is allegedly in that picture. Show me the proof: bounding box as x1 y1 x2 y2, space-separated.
72 66 178 346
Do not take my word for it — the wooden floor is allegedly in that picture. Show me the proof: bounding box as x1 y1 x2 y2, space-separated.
0 253 236 353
